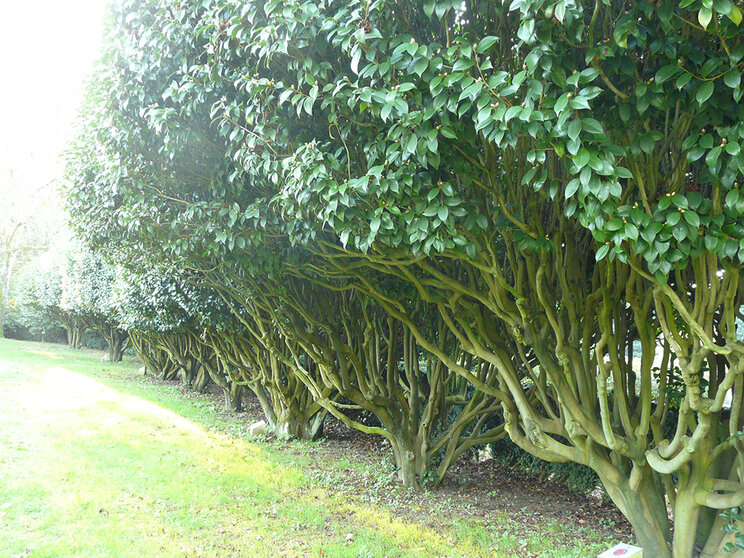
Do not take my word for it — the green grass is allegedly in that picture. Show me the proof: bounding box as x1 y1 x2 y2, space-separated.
0 338 615 557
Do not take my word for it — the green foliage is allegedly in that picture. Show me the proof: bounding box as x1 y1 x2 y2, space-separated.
722 507 744 553
57 247 129 358
60 248 117 321
116 264 233 335
64 1 744 555
68 0 744 271
6 260 67 342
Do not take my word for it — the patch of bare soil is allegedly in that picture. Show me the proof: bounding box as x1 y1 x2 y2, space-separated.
316 420 631 543
145 373 632 546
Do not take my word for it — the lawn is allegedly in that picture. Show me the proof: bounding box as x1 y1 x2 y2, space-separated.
0 338 617 557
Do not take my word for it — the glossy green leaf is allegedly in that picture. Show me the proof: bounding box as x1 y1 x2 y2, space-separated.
696 81 715 104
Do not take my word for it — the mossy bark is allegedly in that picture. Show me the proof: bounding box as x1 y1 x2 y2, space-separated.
273 410 325 441
107 332 125 362
253 389 325 441
389 429 425 489
223 382 243 412
191 365 211 393
600 472 671 558
180 364 197 388
66 324 86 349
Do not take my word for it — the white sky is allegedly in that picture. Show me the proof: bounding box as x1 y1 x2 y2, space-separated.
0 0 107 193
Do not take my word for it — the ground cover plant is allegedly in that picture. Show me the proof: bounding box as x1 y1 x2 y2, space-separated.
61 0 744 555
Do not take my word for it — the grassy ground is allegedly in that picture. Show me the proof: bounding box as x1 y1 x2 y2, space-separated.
0 338 617 557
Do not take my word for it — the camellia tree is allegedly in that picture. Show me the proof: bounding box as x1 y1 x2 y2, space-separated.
54 254 87 348
8 258 68 342
117 260 323 420
65 0 744 554
115 262 230 396
116 264 202 386
61 247 128 361
200 265 506 483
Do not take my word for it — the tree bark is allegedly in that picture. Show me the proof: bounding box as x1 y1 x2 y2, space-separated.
162 362 180 381
273 411 325 441
388 427 426 489
223 382 243 412
66 324 85 349
672 488 703 558
107 332 125 362
600 471 671 558
191 365 211 393
181 365 196 387
109 343 122 362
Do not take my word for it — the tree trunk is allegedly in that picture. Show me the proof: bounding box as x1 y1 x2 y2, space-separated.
223 382 243 412
202 360 240 409
396 449 419 489
72 325 85 349
601 471 671 557
102 326 128 362
192 365 211 393
273 409 325 441
66 325 85 349
108 334 124 362
181 365 196 387
163 362 180 381
109 343 122 362
247 382 325 440
390 430 425 489
672 487 703 557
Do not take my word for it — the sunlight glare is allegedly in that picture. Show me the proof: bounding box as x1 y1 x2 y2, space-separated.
0 0 106 191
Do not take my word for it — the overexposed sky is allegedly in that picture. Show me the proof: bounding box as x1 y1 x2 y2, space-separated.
0 0 107 192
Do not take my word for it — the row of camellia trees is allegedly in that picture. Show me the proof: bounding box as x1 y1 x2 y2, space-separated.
13 246 129 360
63 0 744 555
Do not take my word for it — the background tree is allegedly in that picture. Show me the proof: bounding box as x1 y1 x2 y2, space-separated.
0 181 66 337
61 247 127 361
6 257 67 342
117 263 236 399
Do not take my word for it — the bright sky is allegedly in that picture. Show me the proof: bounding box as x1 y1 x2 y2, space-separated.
0 0 107 193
